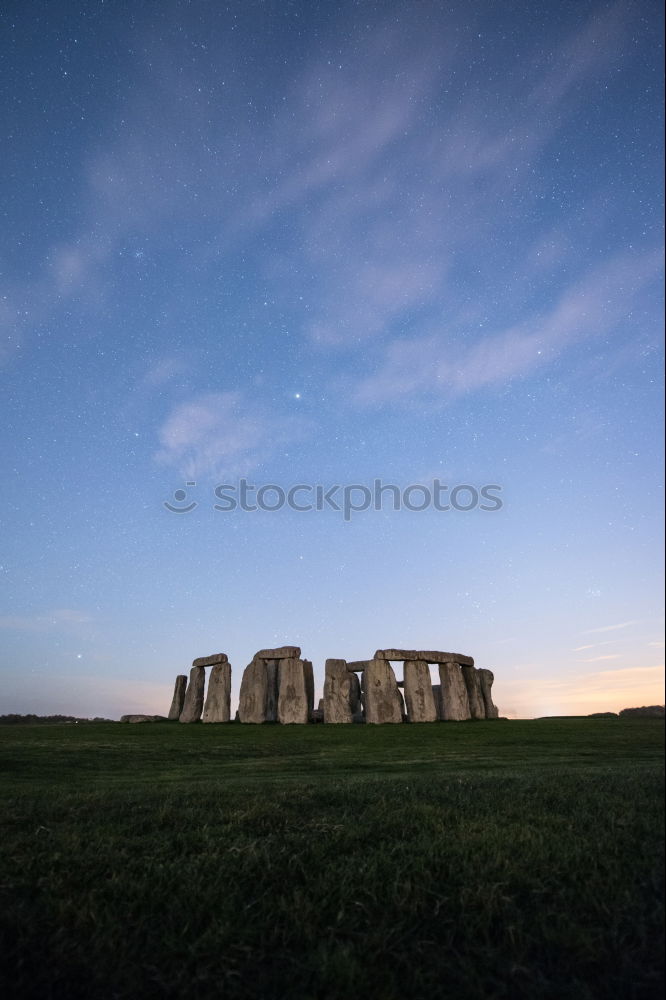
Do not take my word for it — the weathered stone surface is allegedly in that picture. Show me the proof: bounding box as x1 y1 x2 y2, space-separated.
404 660 438 723
323 659 353 723
238 659 269 723
277 658 309 724
431 683 444 720
375 649 474 667
202 662 231 723
179 666 206 723
478 668 499 719
364 659 403 724
254 646 301 660
397 686 406 720
263 659 279 722
192 653 228 667
167 675 187 721
462 665 486 720
303 659 315 716
121 715 168 723
346 660 371 671
438 662 471 721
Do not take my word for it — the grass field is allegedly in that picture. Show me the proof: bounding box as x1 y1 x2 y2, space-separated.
1 718 663 999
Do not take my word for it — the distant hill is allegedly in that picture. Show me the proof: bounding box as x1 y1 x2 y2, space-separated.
0 714 115 726
619 706 665 718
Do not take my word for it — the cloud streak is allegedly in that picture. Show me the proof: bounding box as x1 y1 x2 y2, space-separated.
154 391 309 479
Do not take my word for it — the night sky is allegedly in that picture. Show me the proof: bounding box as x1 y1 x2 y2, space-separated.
1 0 663 719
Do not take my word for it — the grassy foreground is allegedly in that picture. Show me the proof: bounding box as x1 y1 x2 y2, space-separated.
0 718 663 1000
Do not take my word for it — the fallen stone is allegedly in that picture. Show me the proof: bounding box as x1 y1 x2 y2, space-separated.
374 649 474 667
238 659 270 723
461 665 486 720
179 666 206 723
277 658 309 724
120 715 168 723
478 668 499 719
254 646 301 660
323 659 353 723
346 660 371 671
404 660 438 723
167 675 187 721
202 662 231 723
438 662 471 721
192 653 228 667
364 659 403 724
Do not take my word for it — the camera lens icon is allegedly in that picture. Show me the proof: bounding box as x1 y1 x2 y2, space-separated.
164 482 198 513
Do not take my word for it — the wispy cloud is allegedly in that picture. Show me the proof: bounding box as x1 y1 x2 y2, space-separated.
583 620 640 635
577 654 622 662
352 250 662 405
0 609 94 633
154 391 309 479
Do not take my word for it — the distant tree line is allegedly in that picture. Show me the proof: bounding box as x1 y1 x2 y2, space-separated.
0 714 114 725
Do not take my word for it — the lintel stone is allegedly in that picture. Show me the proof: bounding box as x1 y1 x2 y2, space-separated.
374 649 474 667
192 653 228 667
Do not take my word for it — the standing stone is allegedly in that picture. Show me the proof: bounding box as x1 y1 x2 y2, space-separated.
478 668 499 718
264 659 279 722
167 674 187 721
238 658 269 724
202 662 231 723
179 666 206 723
438 662 471 721
431 683 444 720
323 659 353 723
403 660 437 723
303 659 315 718
277 658 309 724
364 659 403 724
461 665 486 720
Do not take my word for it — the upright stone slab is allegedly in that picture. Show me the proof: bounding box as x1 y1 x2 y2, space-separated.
403 660 437 723
202 662 231 723
238 658 269 723
303 659 315 717
323 659 353 723
478 668 499 718
179 666 205 723
461 665 486 719
431 683 444 720
264 659 279 722
438 662 471 721
167 674 187 721
364 659 403 724
277 657 309 724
